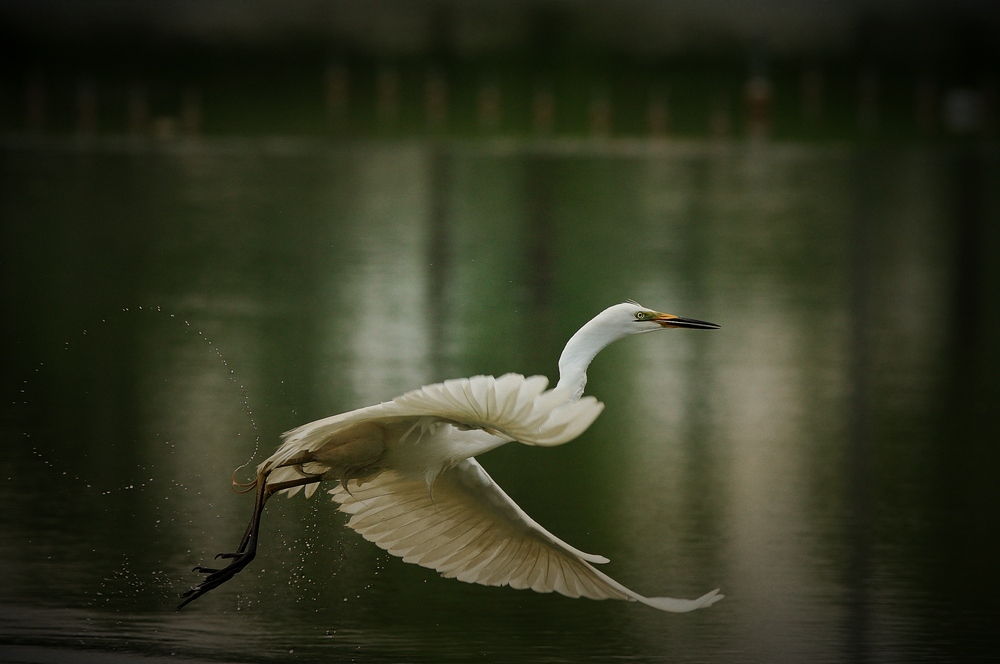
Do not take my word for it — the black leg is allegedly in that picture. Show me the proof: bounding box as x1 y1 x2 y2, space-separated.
176 474 322 610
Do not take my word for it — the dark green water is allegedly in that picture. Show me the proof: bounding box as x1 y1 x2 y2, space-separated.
1 137 998 663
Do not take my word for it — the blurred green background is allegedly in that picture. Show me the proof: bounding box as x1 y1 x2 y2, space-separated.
1 2 999 663
1 0 998 141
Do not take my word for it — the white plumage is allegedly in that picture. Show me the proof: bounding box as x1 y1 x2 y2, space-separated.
332 460 720 611
179 301 723 612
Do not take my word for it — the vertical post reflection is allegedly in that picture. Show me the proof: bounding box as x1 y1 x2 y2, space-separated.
524 154 554 312
428 142 452 374
327 146 432 404
846 149 876 663
520 152 557 374
952 149 983 350
935 147 997 657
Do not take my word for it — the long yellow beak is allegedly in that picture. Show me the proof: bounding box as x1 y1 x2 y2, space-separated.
652 313 720 330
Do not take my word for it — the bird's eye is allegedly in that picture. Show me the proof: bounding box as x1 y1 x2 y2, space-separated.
635 312 647 320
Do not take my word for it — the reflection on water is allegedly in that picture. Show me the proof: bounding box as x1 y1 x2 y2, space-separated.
1 138 998 662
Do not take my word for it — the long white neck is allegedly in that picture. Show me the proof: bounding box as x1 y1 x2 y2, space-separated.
554 312 629 400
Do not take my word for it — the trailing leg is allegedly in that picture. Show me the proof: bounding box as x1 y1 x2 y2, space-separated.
176 473 322 609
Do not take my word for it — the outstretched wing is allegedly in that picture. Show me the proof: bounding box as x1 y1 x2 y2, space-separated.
264 373 604 473
330 459 723 613
389 374 602 446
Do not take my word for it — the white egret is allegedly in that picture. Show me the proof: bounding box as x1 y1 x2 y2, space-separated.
179 301 723 612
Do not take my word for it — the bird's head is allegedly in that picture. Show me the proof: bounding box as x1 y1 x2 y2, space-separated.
555 300 721 397
615 300 720 335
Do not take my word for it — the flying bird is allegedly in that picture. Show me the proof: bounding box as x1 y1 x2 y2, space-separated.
179 301 723 612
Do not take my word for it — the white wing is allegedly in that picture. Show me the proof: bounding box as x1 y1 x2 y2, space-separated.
264 373 604 473
331 459 723 613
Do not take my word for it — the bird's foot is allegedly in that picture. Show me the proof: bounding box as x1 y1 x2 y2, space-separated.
191 564 221 574
214 551 244 560
177 473 321 610
177 549 256 610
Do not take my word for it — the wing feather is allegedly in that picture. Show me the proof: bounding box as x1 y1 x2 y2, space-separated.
263 373 605 475
381 507 463 546
458 541 506 581
329 459 723 612
478 538 518 587
394 506 468 547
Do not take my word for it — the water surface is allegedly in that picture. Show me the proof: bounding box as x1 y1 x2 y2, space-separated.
1 137 998 662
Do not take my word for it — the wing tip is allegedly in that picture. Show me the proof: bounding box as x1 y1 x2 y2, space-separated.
639 588 724 613
578 553 610 564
